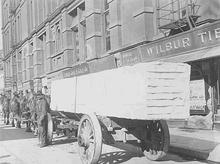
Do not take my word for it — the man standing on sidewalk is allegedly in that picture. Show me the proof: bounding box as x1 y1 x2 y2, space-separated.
36 90 51 147
10 92 21 128
3 92 10 125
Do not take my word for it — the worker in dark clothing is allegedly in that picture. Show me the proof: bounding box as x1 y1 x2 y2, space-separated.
11 92 21 128
19 90 27 117
36 90 51 147
20 90 32 132
2 94 10 125
28 90 38 135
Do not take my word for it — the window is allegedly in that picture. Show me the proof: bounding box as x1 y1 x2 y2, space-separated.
81 20 87 60
72 26 79 61
12 22 15 45
52 55 63 70
17 51 22 82
51 26 56 55
39 33 46 74
23 56 26 81
104 0 111 51
30 0 33 31
12 54 17 81
17 15 21 41
51 22 62 53
70 2 86 62
56 25 61 52
29 42 34 79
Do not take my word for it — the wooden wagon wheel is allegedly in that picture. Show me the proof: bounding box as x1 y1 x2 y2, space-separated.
77 113 102 164
142 120 170 161
47 113 53 145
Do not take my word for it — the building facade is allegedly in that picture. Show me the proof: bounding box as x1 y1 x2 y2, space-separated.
2 0 158 92
0 50 4 92
2 0 220 130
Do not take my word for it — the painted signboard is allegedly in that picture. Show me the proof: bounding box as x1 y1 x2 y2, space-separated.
190 79 206 111
121 21 220 66
63 63 90 78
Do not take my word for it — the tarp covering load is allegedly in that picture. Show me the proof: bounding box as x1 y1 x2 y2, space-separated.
50 62 191 120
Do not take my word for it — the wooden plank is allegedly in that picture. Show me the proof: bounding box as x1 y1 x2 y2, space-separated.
145 93 185 100
147 80 187 87
146 88 185 93
145 99 184 106
144 72 189 79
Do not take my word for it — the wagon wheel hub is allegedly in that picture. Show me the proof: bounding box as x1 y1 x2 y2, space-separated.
78 129 94 149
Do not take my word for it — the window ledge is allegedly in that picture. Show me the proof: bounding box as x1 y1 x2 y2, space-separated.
133 7 154 18
86 9 102 18
86 32 102 40
109 21 122 29
51 50 64 58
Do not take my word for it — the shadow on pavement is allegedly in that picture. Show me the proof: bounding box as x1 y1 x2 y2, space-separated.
98 151 138 164
0 125 36 141
98 150 208 164
52 138 77 146
107 141 208 163
0 155 10 159
163 153 207 163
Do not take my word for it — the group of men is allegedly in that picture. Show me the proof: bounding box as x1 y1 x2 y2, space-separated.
0 87 51 148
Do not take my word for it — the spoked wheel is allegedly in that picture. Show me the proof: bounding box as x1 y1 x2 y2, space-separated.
47 113 53 145
78 114 102 164
142 120 170 161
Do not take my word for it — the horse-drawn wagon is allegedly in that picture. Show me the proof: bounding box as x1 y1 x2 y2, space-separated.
50 62 191 164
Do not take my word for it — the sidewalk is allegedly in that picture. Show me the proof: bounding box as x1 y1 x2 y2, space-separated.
0 145 24 164
169 127 220 163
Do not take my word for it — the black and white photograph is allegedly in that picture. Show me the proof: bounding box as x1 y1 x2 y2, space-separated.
0 0 220 163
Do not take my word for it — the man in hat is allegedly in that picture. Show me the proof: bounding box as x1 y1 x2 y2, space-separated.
42 86 51 104
28 89 37 134
36 90 51 147
11 91 21 128
18 90 29 130
3 91 12 125
0 93 4 117
2 93 10 125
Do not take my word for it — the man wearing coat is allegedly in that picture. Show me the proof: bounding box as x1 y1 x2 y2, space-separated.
36 90 51 147
2 93 10 125
11 92 21 128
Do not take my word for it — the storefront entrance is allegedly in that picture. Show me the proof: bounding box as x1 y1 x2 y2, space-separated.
186 58 220 130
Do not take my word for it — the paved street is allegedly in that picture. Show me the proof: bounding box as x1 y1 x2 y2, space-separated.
0 120 210 164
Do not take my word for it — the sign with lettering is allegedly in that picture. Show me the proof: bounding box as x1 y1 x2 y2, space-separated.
121 21 220 65
190 79 206 111
63 63 90 78
121 49 141 66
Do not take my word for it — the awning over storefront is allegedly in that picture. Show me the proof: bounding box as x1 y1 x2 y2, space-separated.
160 45 220 63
